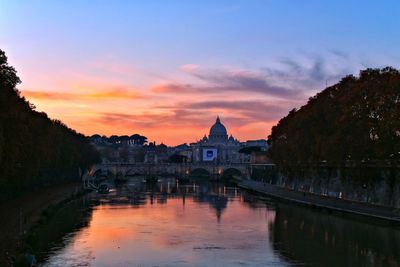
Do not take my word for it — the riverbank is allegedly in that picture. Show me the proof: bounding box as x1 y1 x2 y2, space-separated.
238 180 400 223
0 182 84 266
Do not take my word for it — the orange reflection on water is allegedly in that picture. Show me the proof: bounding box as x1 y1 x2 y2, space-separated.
62 195 277 267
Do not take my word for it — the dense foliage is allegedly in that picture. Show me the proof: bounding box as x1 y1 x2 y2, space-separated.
90 133 148 145
0 49 100 198
238 146 262 155
268 67 400 168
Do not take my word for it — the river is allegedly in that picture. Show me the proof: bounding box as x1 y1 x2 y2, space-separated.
38 177 400 267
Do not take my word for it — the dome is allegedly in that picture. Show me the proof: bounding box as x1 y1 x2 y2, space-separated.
209 116 227 136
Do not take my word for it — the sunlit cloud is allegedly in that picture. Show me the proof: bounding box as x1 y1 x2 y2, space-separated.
179 64 199 72
2 0 398 146
94 109 216 129
177 100 300 123
152 66 306 98
183 100 291 113
88 110 274 145
151 55 363 108
18 53 369 145
151 84 195 94
21 88 144 101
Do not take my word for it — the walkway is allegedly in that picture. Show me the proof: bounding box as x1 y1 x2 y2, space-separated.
238 180 400 223
0 182 83 265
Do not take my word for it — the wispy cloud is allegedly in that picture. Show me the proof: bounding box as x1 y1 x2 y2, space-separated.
181 100 292 121
154 54 355 99
269 52 359 90
19 52 366 145
179 64 199 72
22 88 144 101
93 110 211 129
152 68 301 98
152 84 196 94
192 68 301 97
154 98 300 127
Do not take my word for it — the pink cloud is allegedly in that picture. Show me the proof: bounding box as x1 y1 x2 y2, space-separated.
180 64 199 72
21 88 145 101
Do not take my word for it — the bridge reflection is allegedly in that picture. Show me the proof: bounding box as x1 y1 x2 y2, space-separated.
36 179 400 267
93 177 239 222
90 178 400 266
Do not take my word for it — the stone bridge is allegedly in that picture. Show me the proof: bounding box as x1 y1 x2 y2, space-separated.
90 162 250 177
83 162 274 188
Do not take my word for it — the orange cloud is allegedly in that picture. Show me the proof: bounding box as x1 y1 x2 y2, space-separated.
21 88 144 101
151 84 195 93
18 64 314 145
84 110 273 144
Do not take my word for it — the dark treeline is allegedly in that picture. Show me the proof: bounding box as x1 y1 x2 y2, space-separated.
90 133 148 146
0 49 100 199
268 67 400 182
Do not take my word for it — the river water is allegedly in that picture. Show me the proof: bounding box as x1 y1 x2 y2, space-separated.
40 177 400 267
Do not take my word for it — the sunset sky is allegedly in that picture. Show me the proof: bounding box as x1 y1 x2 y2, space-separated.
1 0 399 145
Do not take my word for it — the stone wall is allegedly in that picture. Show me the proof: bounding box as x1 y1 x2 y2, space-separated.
257 166 400 208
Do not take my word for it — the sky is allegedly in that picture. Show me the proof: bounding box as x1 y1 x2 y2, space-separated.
1 0 399 145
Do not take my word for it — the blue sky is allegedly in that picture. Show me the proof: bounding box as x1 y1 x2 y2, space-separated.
1 0 399 144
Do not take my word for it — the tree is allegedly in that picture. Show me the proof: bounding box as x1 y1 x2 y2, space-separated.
0 49 100 199
268 67 400 175
130 134 148 145
0 49 21 89
109 135 119 144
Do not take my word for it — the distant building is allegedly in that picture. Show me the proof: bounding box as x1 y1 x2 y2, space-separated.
191 116 249 163
91 117 267 164
250 151 270 164
144 143 169 163
242 139 268 151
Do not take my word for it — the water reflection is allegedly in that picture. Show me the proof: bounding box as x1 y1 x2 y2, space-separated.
99 179 232 222
42 178 283 267
40 177 400 267
271 202 400 267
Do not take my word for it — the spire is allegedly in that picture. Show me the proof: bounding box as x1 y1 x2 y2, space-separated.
216 115 221 123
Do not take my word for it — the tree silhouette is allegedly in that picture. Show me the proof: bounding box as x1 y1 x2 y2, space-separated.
268 67 400 182
0 49 100 199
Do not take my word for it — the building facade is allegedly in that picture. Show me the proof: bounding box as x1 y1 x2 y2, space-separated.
191 116 248 163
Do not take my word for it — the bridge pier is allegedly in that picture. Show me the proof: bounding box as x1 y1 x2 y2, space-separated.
86 162 273 182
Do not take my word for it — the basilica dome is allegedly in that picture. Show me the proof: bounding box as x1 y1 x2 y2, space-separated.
209 116 227 136
209 116 228 143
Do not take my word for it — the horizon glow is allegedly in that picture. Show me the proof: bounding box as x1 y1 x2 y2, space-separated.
1 0 399 145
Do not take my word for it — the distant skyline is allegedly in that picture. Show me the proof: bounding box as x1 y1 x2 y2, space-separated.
1 0 399 145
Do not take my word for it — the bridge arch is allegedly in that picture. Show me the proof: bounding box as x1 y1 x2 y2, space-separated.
190 168 211 177
126 168 139 176
222 168 242 177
